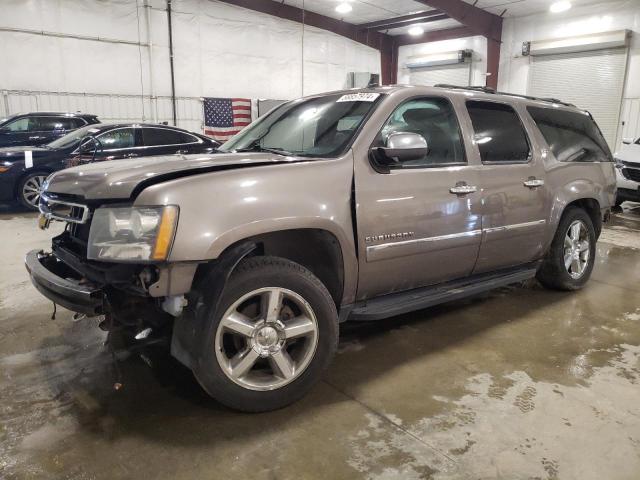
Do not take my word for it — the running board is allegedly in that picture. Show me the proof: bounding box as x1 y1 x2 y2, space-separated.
348 265 538 321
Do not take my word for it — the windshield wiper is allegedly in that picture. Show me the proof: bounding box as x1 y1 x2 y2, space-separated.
235 144 295 156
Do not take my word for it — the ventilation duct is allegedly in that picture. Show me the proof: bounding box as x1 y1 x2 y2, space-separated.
523 30 630 56
405 50 472 69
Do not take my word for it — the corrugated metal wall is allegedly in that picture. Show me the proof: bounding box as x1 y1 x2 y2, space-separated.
0 90 203 133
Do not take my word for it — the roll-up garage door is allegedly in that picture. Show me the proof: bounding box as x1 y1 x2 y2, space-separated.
409 63 471 87
529 48 627 148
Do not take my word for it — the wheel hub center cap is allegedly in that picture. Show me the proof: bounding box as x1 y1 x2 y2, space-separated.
251 321 285 356
256 326 278 347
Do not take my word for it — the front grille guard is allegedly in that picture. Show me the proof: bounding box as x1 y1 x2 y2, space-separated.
39 193 90 224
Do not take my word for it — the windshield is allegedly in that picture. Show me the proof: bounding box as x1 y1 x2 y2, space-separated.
219 93 383 158
47 125 102 149
0 114 19 127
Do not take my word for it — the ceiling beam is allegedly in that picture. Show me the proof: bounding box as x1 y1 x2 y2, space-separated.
414 0 503 89
215 0 388 50
414 0 502 42
395 26 475 46
214 0 399 84
358 10 448 30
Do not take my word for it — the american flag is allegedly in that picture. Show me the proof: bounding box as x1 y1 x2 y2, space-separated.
203 97 252 142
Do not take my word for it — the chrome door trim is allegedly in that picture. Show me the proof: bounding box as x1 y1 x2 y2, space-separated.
366 229 482 262
483 219 546 234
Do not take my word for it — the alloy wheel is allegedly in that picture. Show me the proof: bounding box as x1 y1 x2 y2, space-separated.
22 174 47 208
214 287 319 391
564 220 590 279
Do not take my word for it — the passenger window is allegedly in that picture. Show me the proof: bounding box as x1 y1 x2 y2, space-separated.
98 128 136 149
35 117 71 131
466 101 530 163
143 128 196 146
375 97 466 167
527 106 612 162
3 117 32 132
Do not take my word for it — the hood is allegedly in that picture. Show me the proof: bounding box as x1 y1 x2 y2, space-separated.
44 152 311 200
615 143 640 164
0 146 50 160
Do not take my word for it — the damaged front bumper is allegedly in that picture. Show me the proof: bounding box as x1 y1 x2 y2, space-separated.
25 249 104 316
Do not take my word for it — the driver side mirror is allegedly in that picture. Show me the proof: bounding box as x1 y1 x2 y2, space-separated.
622 138 633 145
370 132 429 172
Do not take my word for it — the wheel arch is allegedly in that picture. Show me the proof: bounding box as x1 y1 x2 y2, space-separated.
195 228 346 308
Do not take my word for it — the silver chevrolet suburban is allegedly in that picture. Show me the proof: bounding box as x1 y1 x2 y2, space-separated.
26 85 616 412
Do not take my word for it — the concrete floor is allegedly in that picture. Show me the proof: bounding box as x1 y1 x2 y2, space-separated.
1 204 640 480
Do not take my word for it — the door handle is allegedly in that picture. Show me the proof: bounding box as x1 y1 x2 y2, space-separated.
126 153 139 158
523 178 544 188
29 136 40 140
450 183 478 195
176 149 188 154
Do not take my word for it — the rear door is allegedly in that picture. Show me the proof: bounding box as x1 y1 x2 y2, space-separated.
354 95 483 299
465 100 552 273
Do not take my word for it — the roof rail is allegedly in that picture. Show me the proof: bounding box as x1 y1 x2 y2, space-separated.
433 84 575 108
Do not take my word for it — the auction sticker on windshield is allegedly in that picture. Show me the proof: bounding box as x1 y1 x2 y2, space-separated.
337 93 380 103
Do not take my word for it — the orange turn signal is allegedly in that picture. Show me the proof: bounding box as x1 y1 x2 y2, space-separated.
152 206 178 261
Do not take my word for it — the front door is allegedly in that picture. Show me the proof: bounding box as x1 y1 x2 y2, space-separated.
464 100 552 273
354 96 482 299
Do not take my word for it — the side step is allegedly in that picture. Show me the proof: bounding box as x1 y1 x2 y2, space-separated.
348 266 538 321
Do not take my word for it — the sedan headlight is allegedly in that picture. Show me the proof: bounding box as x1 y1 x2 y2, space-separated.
88 206 179 262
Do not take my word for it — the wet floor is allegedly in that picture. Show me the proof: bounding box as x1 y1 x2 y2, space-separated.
1 204 640 480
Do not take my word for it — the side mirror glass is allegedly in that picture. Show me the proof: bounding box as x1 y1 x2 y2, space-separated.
622 138 633 145
370 132 429 170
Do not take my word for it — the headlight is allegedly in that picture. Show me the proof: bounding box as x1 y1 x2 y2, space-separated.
614 158 624 169
88 206 179 262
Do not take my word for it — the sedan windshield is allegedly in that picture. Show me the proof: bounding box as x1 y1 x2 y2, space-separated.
219 93 383 158
47 125 102 149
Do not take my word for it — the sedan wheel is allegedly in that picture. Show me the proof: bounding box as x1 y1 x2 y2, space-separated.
20 174 47 209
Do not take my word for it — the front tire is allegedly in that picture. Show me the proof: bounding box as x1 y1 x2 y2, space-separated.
536 207 596 291
18 172 48 210
192 256 338 412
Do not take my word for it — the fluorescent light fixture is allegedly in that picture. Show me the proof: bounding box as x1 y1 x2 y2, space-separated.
550 1 571 13
335 3 352 14
408 26 424 36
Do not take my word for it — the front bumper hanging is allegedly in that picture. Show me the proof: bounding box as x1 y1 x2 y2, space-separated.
25 249 104 316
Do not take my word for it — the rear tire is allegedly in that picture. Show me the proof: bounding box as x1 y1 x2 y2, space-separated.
536 207 596 291
18 171 48 210
192 256 338 412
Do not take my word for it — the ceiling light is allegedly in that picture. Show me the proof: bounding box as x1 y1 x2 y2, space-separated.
408 26 424 36
550 1 571 13
335 3 352 14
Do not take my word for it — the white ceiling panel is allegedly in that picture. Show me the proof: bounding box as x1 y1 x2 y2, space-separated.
281 0 434 24
464 0 625 18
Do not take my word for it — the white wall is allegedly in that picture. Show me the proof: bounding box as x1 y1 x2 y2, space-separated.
397 36 488 86
0 0 380 129
498 0 640 144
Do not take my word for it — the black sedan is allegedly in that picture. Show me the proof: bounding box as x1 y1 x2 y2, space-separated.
0 112 100 148
0 123 219 209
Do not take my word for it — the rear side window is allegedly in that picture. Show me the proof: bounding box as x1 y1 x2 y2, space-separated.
35 117 84 131
527 106 612 162
143 128 197 146
466 101 531 163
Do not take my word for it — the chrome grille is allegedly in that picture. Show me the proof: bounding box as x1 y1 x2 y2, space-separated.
39 194 90 224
